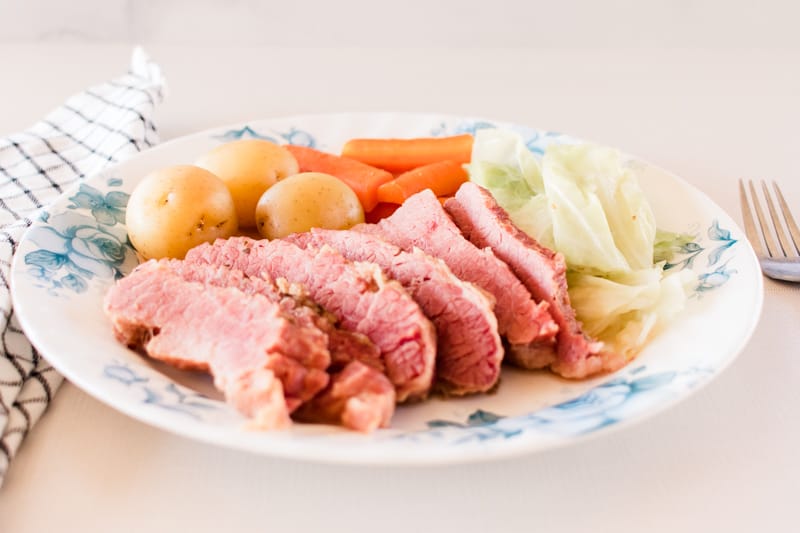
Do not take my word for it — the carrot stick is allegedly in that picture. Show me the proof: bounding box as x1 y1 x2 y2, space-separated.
376 160 469 205
284 144 394 212
341 134 474 173
364 202 400 224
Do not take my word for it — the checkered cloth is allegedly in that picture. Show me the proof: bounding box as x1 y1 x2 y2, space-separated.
0 47 165 486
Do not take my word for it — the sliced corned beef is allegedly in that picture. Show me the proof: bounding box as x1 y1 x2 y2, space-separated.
185 237 436 402
362 189 557 348
288 228 503 395
294 360 395 432
151 258 382 373
103 260 332 428
271 278 384 372
445 182 626 378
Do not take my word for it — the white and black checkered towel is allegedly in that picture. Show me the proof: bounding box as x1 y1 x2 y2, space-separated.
0 47 165 486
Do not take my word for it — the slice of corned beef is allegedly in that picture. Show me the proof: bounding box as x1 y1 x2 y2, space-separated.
362 189 557 348
185 237 436 403
445 182 626 378
103 260 332 429
152 257 382 373
294 360 395 432
289 228 503 396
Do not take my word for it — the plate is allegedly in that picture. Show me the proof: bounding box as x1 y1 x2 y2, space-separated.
10 112 763 464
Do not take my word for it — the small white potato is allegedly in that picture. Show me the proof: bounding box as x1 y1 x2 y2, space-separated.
195 139 299 228
126 165 238 260
255 172 364 240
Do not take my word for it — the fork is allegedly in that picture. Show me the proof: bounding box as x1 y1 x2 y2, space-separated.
739 179 800 282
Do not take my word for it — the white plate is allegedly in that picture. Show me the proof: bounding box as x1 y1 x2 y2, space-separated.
10 112 763 464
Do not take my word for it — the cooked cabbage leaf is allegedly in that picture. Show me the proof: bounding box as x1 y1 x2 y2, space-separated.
542 143 657 274
467 128 696 358
567 268 696 358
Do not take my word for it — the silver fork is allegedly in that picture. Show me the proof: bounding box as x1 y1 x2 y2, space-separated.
739 179 800 282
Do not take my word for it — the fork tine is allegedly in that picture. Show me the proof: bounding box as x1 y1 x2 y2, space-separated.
772 181 800 255
761 181 794 257
749 180 780 257
739 179 765 257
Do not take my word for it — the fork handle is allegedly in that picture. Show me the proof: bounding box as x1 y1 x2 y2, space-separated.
760 258 800 282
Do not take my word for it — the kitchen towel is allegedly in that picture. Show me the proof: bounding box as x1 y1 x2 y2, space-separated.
0 47 165 487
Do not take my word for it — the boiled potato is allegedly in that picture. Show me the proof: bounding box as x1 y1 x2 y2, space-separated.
195 139 299 228
126 165 238 260
256 172 364 240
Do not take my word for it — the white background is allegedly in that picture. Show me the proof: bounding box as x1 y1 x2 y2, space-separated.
1 0 800 48
1 2 799 532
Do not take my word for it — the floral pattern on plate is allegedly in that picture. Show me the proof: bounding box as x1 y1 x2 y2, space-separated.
397 366 714 444
22 179 137 295
104 361 219 420
213 125 317 147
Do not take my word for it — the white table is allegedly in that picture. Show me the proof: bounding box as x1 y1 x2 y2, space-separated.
1 44 798 532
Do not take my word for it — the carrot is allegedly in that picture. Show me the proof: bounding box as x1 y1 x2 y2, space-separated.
376 160 469 205
341 134 474 173
284 144 394 212
364 202 400 224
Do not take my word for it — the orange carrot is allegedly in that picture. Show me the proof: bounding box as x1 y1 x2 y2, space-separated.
376 160 469 205
364 202 400 224
341 134 474 173
284 144 394 212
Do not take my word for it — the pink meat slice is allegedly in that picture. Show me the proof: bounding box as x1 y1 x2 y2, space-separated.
445 182 626 378
294 360 395 432
185 237 436 403
361 189 557 346
103 260 332 429
288 228 503 395
153 257 382 373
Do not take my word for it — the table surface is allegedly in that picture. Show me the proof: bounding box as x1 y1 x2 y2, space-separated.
0 44 798 533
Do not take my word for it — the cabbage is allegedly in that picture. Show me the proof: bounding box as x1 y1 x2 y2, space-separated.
467 128 696 358
567 268 696 358
542 143 657 274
